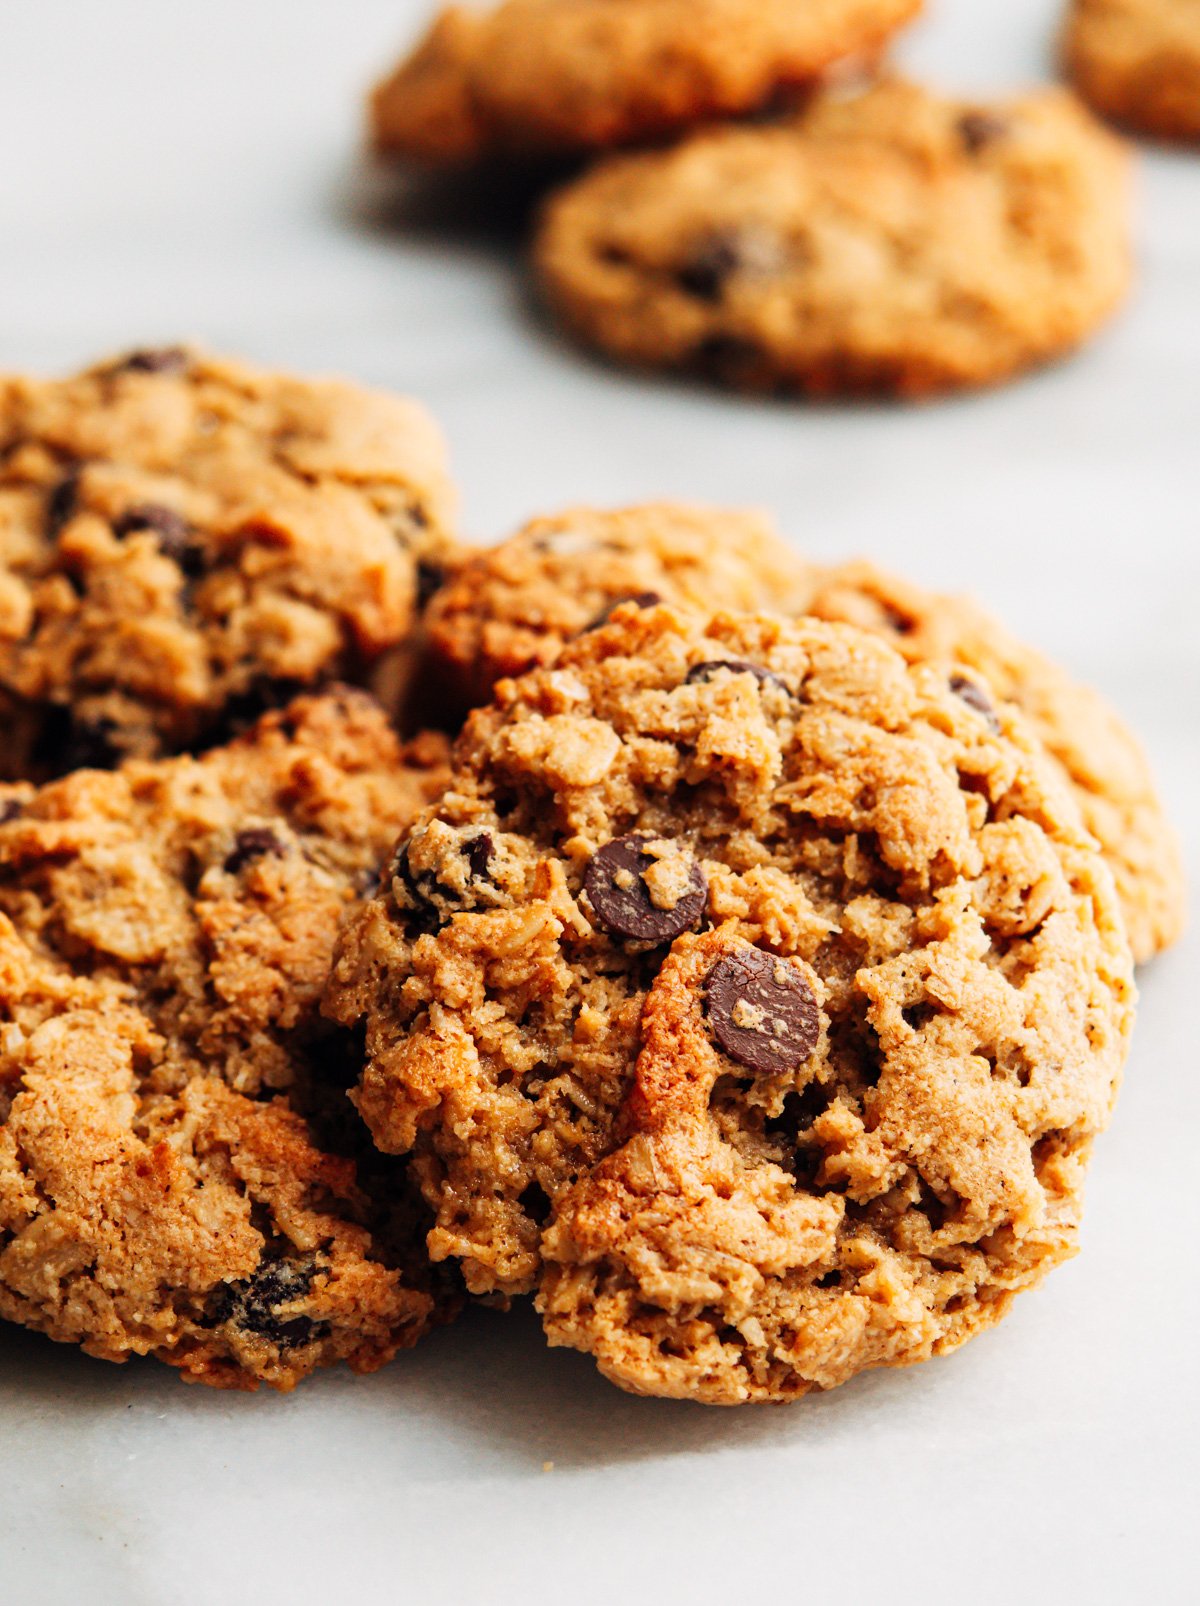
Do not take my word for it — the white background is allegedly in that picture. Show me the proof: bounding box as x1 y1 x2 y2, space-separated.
0 3 1196 1602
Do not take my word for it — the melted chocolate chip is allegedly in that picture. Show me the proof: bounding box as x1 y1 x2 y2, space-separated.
113 503 206 577
957 111 1009 154
585 834 707 943
583 591 663 633
208 1261 323 1348
224 827 287 874
949 673 1001 733
45 469 81 539
685 659 790 695
706 946 820 1075
677 227 783 302
116 347 190 375
465 831 494 881
692 333 762 384
32 708 122 773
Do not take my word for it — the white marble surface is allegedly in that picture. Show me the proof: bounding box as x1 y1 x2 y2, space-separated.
0 3 1196 1602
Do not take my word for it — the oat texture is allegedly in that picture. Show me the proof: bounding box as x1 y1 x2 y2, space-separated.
327 605 1135 1403
0 347 455 779
535 79 1133 395
0 690 452 1389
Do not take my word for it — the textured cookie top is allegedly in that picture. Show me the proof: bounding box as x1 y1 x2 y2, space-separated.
327 606 1135 1402
535 78 1133 395
371 0 922 163
0 348 456 778
419 506 1184 962
0 690 452 1389
423 503 812 707
1064 0 1200 139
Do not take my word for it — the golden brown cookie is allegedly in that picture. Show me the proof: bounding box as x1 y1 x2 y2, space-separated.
534 78 1133 396
326 604 1135 1403
1064 0 1200 140
370 0 923 163
0 347 456 779
0 689 453 1390
418 507 1184 962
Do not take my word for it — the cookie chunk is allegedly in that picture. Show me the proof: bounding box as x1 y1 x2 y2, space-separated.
326 605 1135 1403
422 503 811 708
370 0 922 164
791 559 1186 966
0 348 456 779
1064 0 1200 140
419 506 1183 962
535 79 1133 395
0 689 453 1389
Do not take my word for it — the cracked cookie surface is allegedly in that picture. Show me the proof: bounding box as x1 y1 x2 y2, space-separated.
535 78 1133 395
0 689 453 1389
1064 0 1200 140
327 605 1135 1403
0 347 455 779
370 0 922 163
420 507 1184 962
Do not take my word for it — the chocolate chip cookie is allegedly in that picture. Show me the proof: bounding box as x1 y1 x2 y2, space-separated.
1064 0 1200 140
534 78 1133 396
0 689 453 1389
370 0 922 164
326 604 1135 1403
419 508 1184 963
0 347 456 779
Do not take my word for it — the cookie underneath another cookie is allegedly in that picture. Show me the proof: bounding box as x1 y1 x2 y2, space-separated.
418 507 1184 963
535 78 1133 396
0 690 453 1389
0 347 456 780
370 0 922 164
327 604 1135 1403
1064 0 1200 140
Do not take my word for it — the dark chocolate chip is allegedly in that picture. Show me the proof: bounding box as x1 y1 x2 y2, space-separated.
0 799 24 824
677 233 748 301
685 659 790 695
706 946 820 1075
45 468 81 539
415 558 446 610
691 333 763 383
583 591 663 633
32 707 123 774
208 1260 323 1348
949 673 1001 733
224 827 287 874
585 834 707 943
465 831 494 882
957 111 1009 154
113 503 206 578
116 347 190 375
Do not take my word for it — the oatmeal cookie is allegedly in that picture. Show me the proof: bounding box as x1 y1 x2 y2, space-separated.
370 0 922 164
1064 0 1200 140
534 78 1133 395
0 347 456 779
326 604 1135 1403
0 689 453 1389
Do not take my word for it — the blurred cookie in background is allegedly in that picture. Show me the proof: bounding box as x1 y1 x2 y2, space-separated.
1064 0 1200 140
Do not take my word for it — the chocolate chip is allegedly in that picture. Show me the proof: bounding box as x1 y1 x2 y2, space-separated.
685 659 790 695
706 946 820 1075
677 227 783 301
224 827 287 874
957 111 1009 154
415 558 446 610
45 468 81 539
394 827 497 929
113 503 206 577
32 707 122 773
208 1260 323 1348
949 673 1001 733
0 799 24 824
585 834 707 943
465 831 494 881
583 591 663 633
691 333 763 384
116 347 190 375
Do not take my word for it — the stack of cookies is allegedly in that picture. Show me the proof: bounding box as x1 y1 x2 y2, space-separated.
0 349 1183 1402
367 0 1159 397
